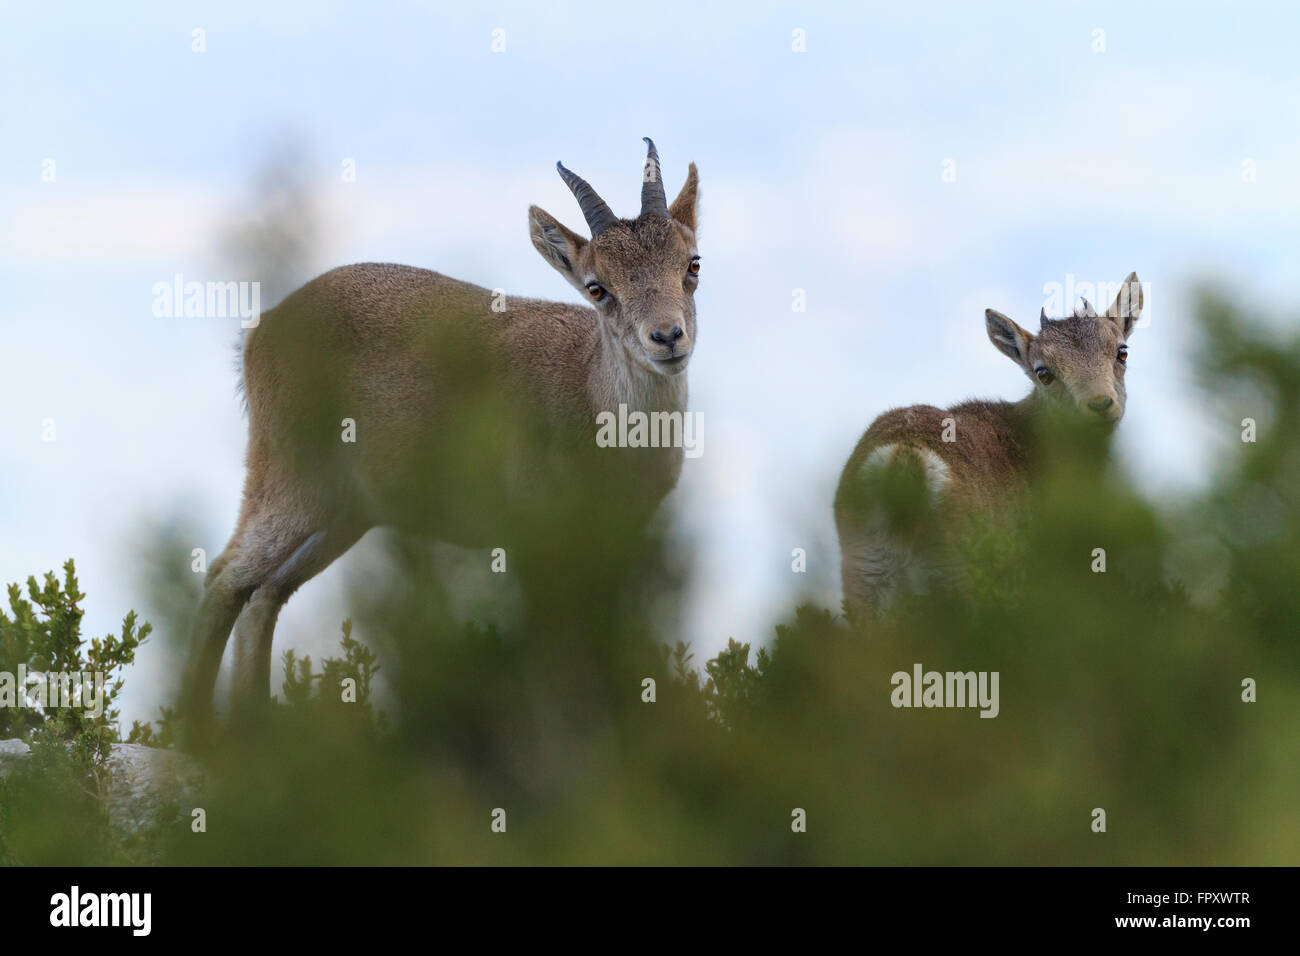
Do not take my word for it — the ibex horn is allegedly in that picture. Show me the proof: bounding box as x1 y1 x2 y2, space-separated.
556 161 619 236
640 137 668 218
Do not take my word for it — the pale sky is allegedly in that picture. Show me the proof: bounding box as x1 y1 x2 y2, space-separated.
2 1 1298 728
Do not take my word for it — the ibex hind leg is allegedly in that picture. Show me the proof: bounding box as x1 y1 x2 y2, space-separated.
179 562 254 749
229 524 365 727
840 527 921 624
180 504 353 743
837 443 950 627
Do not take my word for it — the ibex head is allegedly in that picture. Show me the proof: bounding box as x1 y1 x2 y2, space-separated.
528 138 700 377
984 272 1144 424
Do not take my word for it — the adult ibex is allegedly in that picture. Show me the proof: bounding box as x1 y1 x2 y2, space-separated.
835 272 1144 617
182 139 701 733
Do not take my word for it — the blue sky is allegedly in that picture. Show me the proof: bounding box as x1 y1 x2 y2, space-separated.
2 0 1298 727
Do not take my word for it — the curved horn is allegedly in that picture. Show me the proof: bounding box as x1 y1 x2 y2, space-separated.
556 161 619 236
1076 297 1097 318
640 137 668 218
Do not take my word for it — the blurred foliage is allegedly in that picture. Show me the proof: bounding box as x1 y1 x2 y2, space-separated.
126 707 178 749
4 289 1299 864
280 619 385 731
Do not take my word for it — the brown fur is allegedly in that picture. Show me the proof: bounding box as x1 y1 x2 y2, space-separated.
835 272 1143 616
182 150 701 734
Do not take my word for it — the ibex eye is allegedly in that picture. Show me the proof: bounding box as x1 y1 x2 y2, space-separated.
1035 367 1054 384
1117 345 1128 363
687 257 701 276
586 283 606 301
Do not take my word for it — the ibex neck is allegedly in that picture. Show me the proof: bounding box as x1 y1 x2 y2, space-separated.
588 326 688 417
1010 389 1044 429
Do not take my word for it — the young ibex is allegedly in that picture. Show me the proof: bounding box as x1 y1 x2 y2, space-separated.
835 272 1144 617
183 139 701 730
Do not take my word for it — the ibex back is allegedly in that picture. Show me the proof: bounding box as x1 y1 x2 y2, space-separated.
835 272 1144 618
182 139 701 733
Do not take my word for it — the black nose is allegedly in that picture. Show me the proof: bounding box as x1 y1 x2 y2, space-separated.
1087 396 1115 415
650 326 684 345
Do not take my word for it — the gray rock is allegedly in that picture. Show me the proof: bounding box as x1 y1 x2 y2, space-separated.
0 738 31 760
0 738 32 783
103 743 205 834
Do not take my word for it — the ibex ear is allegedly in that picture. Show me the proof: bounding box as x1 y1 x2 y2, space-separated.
985 309 1034 369
669 162 699 232
529 205 587 281
1105 271 1143 338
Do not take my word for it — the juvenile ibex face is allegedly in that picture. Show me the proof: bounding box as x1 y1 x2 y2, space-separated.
985 272 1144 424
529 139 700 377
